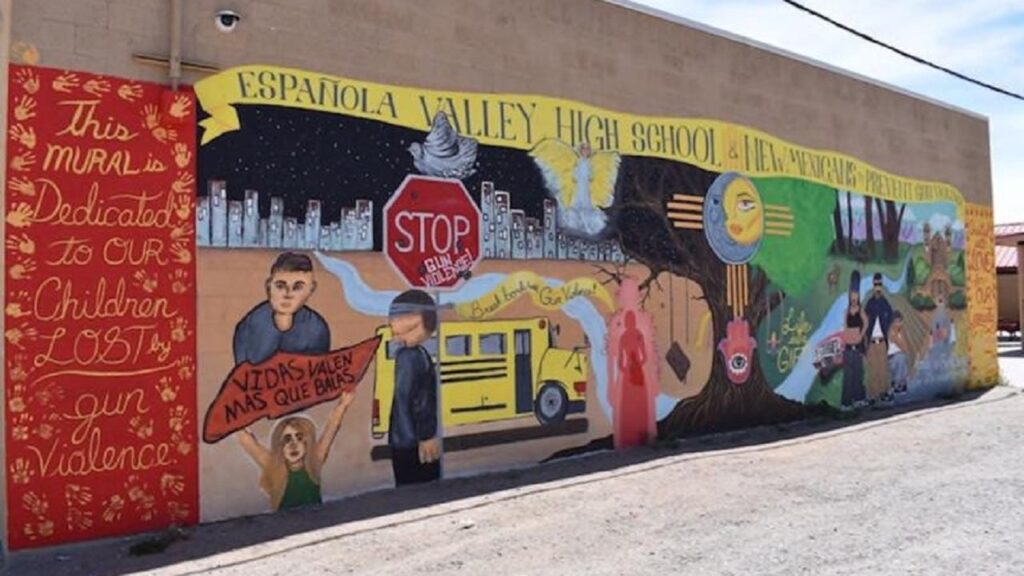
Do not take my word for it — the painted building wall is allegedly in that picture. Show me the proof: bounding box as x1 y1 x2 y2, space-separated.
2 0 997 551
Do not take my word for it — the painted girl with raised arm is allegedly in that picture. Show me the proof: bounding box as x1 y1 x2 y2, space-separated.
237 390 355 511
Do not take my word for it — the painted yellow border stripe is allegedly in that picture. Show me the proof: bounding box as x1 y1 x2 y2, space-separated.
666 201 704 211
673 221 703 230
673 194 705 203
742 264 749 307
667 212 704 222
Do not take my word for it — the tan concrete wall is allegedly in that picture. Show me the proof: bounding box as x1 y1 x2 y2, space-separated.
8 0 992 205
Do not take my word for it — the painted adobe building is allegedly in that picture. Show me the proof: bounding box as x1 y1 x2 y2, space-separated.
0 0 998 553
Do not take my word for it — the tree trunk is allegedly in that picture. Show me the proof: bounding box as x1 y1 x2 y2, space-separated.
846 191 854 251
608 157 811 440
875 198 905 262
864 194 875 259
658 266 805 438
888 201 905 261
832 192 846 254
875 198 887 249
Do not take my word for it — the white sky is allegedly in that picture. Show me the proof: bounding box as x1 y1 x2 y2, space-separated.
628 0 1024 223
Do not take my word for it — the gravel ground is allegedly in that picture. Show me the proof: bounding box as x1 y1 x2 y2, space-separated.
5 384 1022 576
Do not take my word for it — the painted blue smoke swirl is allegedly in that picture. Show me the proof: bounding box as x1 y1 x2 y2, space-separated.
315 253 683 421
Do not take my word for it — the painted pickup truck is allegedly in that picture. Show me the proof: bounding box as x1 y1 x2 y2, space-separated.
812 331 846 378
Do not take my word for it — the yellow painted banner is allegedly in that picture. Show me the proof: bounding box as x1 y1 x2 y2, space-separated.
195 65 964 209
452 272 614 321
964 203 999 387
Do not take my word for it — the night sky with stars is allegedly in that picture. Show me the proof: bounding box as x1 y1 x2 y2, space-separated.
197 105 554 251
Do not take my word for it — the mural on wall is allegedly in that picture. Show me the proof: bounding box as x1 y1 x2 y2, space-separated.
530 139 621 237
605 276 658 448
383 289 442 486
190 64 993 521
309 252 608 480
200 252 379 507
409 112 478 180
371 315 591 434
756 190 973 412
4 65 199 549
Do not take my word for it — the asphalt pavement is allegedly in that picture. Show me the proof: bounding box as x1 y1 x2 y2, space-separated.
4 352 1023 576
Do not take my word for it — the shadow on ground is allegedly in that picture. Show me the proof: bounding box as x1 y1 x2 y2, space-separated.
998 345 1024 358
2 387 1006 576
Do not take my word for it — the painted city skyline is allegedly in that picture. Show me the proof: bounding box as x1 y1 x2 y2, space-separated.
197 179 627 262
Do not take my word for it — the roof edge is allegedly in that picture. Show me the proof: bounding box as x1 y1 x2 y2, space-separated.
602 0 989 122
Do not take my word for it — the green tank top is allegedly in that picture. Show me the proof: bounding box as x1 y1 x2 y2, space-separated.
278 468 322 510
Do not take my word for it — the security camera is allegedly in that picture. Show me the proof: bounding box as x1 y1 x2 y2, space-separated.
215 10 241 33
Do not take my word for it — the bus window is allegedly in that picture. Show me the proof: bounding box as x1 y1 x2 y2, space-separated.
445 335 471 357
479 333 506 355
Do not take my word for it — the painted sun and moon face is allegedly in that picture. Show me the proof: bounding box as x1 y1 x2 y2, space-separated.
704 173 763 385
703 172 764 265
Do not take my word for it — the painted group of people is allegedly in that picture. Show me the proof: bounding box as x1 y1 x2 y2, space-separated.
841 270 911 409
232 252 443 512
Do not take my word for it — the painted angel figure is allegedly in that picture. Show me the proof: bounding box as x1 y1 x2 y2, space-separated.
530 139 621 237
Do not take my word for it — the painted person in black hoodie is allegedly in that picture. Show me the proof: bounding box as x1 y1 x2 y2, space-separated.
387 290 441 486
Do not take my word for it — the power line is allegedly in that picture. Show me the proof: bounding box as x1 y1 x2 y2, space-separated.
780 0 1024 102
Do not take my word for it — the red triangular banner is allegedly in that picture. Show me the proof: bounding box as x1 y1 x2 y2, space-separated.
202 336 381 443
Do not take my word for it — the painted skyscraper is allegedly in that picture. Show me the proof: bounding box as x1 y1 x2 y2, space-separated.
196 182 374 251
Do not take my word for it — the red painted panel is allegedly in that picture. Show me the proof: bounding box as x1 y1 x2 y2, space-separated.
4 65 198 549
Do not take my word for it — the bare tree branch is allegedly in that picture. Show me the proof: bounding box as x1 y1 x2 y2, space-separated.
592 262 627 286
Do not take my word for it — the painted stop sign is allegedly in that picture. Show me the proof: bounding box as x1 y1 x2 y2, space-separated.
384 175 482 289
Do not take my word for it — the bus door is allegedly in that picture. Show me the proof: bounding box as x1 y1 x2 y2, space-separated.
514 329 533 413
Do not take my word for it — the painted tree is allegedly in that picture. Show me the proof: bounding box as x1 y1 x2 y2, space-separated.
609 160 834 437
846 191 854 252
874 198 907 262
751 178 838 298
864 194 876 258
832 192 846 254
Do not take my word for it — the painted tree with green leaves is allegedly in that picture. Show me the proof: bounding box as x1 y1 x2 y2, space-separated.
611 160 838 437
751 178 838 301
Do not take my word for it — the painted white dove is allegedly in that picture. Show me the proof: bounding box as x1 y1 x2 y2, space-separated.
408 112 478 180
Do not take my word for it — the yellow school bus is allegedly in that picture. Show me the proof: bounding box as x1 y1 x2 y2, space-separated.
371 317 588 438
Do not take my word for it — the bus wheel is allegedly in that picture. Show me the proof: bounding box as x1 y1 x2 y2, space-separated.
535 382 568 425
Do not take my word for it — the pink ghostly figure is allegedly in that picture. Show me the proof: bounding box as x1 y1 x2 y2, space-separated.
606 276 659 448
